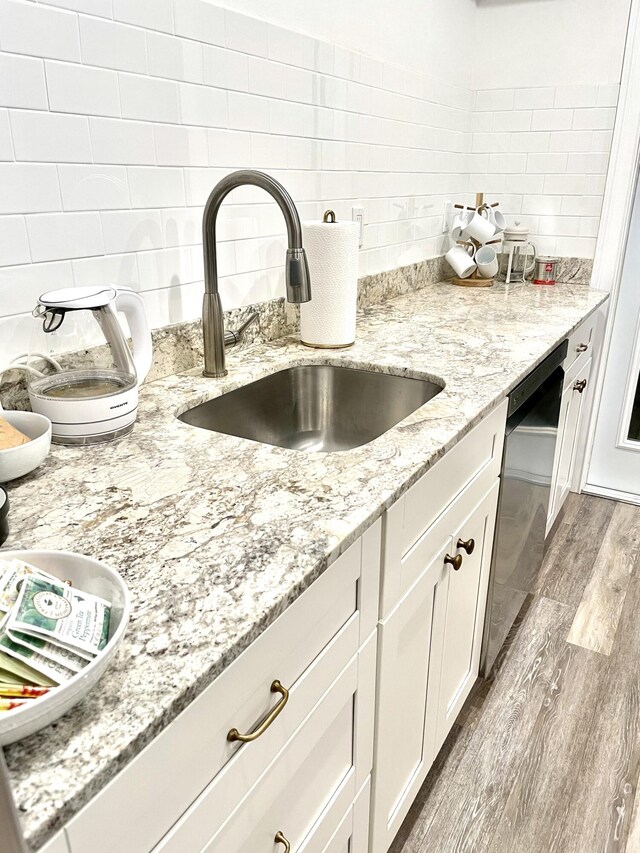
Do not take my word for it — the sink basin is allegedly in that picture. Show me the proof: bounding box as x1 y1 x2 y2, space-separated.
179 365 443 452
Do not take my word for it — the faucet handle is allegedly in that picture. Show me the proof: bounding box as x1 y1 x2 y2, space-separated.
224 311 259 348
286 248 312 303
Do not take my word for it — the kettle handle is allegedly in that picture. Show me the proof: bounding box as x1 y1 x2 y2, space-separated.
114 288 152 383
525 243 537 275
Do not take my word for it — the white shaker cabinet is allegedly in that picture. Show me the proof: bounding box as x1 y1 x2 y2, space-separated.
547 310 602 531
371 402 507 853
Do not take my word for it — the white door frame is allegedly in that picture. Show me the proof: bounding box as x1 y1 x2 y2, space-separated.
579 0 640 496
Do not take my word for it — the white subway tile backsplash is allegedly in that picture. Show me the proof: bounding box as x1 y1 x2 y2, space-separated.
58 164 130 210
526 152 568 173
561 195 603 216
72 252 139 288
128 166 185 209
475 89 515 112
0 164 61 213
90 117 155 165
27 211 103 262
174 0 224 46
548 130 593 152
572 107 616 130
154 124 208 166
10 111 91 162
0 216 30 267
79 16 147 74
0 53 48 109
203 45 248 91
0 260 74 317
554 85 599 109
229 91 270 132
39 0 111 16
0 4 620 334
0 0 80 62
555 236 596 256
513 88 555 110
492 111 532 132
248 57 287 99
597 84 619 108
510 132 550 153
0 111 12 160
101 210 163 254
225 10 268 58
113 0 173 34
147 32 203 84
119 73 180 123
161 207 202 247
208 128 252 167
179 82 227 127
46 61 120 117
531 109 574 131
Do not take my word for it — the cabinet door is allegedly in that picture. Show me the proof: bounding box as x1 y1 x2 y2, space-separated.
370 535 451 853
431 481 500 754
549 357 592 525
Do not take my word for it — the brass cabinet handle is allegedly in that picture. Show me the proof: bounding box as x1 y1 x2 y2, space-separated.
444 553 463 571
275 831 291 852
457 537 475 555
227 680 289 743
573 379 587 393
576 343 589 353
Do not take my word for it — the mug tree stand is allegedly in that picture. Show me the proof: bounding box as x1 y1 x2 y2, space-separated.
450 192 501 288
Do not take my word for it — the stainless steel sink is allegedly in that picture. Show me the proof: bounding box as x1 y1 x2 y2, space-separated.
178 364 443 452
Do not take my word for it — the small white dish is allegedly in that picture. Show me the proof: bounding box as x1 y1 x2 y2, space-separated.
0 550 130 745
0 410 52 482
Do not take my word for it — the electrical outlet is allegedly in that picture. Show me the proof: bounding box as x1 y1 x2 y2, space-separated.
443 200 454 233
352 206 365 248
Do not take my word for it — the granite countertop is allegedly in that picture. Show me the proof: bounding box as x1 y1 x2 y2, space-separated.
3 279 607 849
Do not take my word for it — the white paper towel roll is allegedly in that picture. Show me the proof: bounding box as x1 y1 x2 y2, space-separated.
300 215 360 348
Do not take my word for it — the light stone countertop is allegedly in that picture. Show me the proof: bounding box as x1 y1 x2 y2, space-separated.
3 279 607 849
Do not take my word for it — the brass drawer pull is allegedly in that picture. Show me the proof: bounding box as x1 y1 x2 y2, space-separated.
275 831 291 851
457 537 475 555
573 379 587 393
445 553 463 571
227 680 289 743
576 343 589 353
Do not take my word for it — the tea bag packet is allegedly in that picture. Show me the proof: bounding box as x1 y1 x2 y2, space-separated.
0 633 75 685
0 559 57 614
5 629 87 673
9 575 111 658
0 649 56 687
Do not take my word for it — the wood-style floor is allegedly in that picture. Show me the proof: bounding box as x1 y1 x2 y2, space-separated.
391 493 640 853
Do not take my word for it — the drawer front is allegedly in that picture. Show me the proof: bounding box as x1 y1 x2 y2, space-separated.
159 651 362 853
565 311 598 374
38 831 70 853
381 400 507 615
64 539 364 853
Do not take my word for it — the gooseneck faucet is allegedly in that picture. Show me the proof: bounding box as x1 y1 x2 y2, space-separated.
202 170 312 378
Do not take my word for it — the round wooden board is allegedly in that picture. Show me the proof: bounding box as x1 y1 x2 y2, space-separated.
451 276 494 288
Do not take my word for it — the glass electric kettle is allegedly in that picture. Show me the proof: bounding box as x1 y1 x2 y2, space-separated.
26 286 152 445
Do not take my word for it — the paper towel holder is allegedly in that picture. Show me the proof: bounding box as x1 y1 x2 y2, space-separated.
323 210 337 223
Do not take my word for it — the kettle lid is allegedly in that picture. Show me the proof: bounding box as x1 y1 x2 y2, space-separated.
38 286 117 310
503 219 530 240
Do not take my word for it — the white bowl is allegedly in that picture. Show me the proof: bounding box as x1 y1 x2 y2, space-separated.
0 550 130 745
0 411 52 482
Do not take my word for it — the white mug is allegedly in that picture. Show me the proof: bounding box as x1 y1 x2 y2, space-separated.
481 205 506 235
451 208 472 242
465 210 496 243
445 243 476 278
475 245 499 279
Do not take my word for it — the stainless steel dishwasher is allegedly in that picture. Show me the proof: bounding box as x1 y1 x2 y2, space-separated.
480 340 568 676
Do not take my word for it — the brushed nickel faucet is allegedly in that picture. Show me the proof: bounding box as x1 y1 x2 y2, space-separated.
201 170 312 378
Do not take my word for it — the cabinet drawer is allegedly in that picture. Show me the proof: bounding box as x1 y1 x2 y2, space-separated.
566 311 598 374
64 539 366 853
381 400 507 614
157 647 364 852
